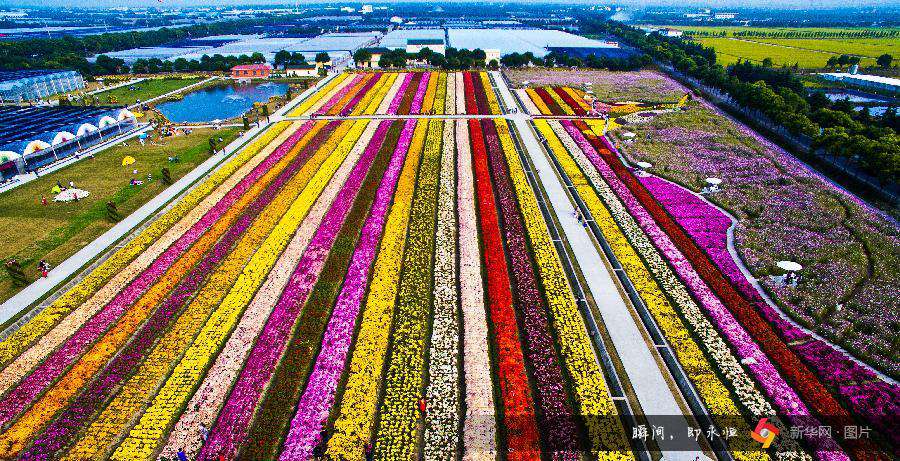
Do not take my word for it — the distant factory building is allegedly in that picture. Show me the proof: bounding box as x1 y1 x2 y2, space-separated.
819 72 900 94
0 70 85 103
284 63 318 78
230 64 273 80
406 39 446 55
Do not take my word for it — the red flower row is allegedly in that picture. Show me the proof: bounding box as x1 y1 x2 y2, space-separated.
469 119 541 459
573 120 887 460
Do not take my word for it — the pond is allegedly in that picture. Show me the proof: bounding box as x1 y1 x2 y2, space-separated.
156 81 288 123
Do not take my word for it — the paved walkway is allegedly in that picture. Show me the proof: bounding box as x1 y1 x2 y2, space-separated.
492 73 707 459
0 74 339 327
87 78 146 96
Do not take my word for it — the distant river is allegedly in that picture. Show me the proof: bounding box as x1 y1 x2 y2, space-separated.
156 81 288 123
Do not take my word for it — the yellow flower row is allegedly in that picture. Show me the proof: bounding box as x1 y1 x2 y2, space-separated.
535 120 768 461
525 87 552 116
0 123 300 399
545 87 574 115
327 121 426 460
563 87 593 113
0 122 290 369
354 73 397 116
108 120 376 460
289 73 350 116
431 72 447 115
61 121 365 460
495 121 632 459
62 121 365 459
420 71 440 114
373 119 443 460
0 121 299 456
479 71 502 114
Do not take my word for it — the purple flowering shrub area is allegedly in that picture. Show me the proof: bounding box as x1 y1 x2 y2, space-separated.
505 68 688 102
620 104 900 378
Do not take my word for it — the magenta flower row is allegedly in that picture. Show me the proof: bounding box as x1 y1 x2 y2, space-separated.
0 123 312 430
409 71 432 114
198 121 392 460
387 73 414 115
278 119 416 459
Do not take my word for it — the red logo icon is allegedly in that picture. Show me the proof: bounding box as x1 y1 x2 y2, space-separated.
751 418 779 448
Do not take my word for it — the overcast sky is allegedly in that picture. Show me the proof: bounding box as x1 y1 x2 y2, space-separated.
1 0 898 8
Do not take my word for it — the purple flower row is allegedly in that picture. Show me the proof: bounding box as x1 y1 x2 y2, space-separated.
198 121 390 460
639 173 900 447
316 74 365 115
22 122 322 458
409 72 432 114
387 73 414 115
278 119 415 459
341 72 383 115
481 120 580 457
0 123 311 430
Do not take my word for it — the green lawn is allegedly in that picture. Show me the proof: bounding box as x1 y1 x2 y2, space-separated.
695 37 884 68
0 126 240 304
93 77 205 106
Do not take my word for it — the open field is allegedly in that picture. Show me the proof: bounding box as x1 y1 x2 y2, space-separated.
505 68 688 102
695 37 884 67
93 77 205 106
0 127 239 304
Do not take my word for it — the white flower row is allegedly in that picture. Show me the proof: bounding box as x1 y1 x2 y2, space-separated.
423 120 462 460
455 120 498 460
550 121 809 461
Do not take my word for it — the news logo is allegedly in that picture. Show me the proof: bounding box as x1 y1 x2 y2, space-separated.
751 418 779 448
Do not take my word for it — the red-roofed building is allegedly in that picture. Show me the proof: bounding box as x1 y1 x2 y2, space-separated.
231 64 272 80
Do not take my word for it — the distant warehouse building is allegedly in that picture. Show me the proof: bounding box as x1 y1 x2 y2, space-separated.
406 39 446 55
819 72 900 94
0 69 85 103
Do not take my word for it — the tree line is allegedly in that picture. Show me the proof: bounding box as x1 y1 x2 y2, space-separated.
683 29 900 39
583 19 899 183
0 18 273 77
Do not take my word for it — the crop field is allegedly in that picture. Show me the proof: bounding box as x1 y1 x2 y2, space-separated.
693 37 892 68
0 69 895 460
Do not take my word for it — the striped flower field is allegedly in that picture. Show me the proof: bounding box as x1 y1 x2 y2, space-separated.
0 69 894 461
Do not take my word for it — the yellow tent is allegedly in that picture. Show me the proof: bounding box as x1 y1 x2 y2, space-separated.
121 156 136 167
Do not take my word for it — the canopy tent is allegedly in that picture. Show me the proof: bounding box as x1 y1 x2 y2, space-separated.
0 151 20 163
116 108 136 121
121 155 136 166
705 177 723 186
98 115 118 129
776 261 803 272
636 161 652 169
54 188 89 202
51 131 75 146
76 123 98 137
23 140 51 156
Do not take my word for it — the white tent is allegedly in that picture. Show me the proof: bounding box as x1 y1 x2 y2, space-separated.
116 108 135 121
98 115 118 129
52 131 75 146
0 151 21 163
23 140 51 156
77 123 98 137
776 261 803 272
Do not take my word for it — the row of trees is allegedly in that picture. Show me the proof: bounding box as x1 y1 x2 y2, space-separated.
0 18 265 77
353 47 494 70
584 19 899 182
684 29 900 39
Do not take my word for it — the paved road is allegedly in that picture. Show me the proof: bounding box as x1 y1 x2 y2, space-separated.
491 72 707 460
